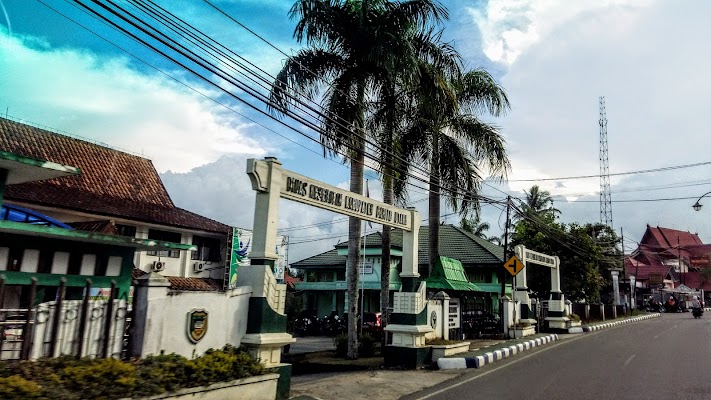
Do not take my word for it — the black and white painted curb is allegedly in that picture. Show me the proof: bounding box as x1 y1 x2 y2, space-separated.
437 334 559 370
568 313 661 334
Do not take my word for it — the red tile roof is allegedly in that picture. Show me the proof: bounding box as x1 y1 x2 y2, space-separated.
284 272 301 289
0 117 229 234
677 271 711 291
624 257 672 280
165 276 223 291
641 225 703 249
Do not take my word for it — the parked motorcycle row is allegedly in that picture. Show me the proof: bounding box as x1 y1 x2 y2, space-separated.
293 312 346 337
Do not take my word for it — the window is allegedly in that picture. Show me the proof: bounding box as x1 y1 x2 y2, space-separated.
191 235 222 262
146 229 181 258
318 271 332 282
469 273 487 283
116 224 136 238
336 269 346 281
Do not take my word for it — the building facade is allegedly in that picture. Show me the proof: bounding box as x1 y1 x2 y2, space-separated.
291 224 511 318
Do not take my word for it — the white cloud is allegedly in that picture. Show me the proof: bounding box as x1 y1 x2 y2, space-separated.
468 0 654 65
0 30 267 173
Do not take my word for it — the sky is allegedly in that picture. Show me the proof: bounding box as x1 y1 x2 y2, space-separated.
2 0 711 263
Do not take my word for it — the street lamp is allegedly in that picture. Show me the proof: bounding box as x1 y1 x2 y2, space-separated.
692 191 711 211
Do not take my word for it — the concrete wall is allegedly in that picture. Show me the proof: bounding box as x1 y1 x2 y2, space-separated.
425 299 443 340
136 281 252 358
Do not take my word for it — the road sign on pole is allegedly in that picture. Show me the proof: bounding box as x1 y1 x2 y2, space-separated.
504 255 525 277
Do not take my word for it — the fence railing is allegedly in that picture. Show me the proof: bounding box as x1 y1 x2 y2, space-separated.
0 277 129 360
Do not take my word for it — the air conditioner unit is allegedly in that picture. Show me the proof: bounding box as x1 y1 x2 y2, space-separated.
193 262 204 273
152 261 165 272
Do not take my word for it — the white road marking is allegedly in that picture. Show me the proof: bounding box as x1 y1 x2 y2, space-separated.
624 354 636 366
653 324 678 339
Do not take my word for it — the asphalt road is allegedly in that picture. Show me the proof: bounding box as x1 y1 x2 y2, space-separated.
406 312 711 400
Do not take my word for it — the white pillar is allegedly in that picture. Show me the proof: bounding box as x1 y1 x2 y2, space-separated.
551 256 561 293
611 270 621 306
247 158 281 266
401 208 421 279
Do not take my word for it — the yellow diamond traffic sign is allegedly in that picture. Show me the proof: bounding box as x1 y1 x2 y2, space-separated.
503 255 525 277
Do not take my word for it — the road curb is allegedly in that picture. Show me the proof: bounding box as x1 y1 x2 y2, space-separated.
436 334 559 370
578 313 660 333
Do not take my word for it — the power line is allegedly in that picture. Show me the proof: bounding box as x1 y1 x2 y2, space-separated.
509 160 711 182
72 0 499 208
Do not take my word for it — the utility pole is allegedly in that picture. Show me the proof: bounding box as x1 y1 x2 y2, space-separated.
500 196 511 333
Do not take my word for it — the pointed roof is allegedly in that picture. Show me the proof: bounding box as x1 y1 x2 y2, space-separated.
425 256 482 291
0 117 228 234
640 225 703 249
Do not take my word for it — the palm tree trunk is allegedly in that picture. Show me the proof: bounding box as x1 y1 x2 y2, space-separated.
346 83 366 360
428 134 440 277
380 171 392 329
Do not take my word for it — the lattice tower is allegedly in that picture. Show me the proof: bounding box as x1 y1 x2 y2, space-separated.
599 96 613 228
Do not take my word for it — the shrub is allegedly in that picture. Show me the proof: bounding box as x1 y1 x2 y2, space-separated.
359 334 375 357
0 345 265 400
333 334 376 358
334 333 348 357
60 358 137 399
0 375 43 399
568 313 581 322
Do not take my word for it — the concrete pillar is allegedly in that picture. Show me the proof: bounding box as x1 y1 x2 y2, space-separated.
513 246 535 325
433 292 450 340
400 208 421 290
128 273 171 358
611 270 621 306
247 157 282 267
501 296 513 338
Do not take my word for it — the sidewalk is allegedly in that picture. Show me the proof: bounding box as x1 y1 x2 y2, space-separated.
289 337 516 400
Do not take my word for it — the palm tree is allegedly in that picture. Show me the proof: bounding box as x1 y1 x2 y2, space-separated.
269 0 447 359
367 31 460 330
403 67 511 275
520 185 560 220
459 214 490 238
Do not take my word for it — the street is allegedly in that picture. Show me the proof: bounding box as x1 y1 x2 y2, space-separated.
407 313 711 400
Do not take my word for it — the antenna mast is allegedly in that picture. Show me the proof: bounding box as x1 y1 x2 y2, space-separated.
599 96 613 228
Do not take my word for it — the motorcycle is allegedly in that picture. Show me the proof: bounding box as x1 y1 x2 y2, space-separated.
693 308 703 318
320 313 345 336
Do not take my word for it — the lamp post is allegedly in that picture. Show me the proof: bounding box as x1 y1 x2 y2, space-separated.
692 191 711 211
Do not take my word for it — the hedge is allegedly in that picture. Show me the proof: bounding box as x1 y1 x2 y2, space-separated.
0 345 265 400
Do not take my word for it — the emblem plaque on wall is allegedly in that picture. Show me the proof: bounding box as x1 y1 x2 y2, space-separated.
187 308 208 343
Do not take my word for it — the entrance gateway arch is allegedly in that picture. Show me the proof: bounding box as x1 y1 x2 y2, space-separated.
247 157 432 368
514 245 569 330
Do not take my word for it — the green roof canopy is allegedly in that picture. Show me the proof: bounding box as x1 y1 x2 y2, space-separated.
425 256 482 291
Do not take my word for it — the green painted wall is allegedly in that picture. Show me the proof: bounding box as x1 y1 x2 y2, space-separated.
247 298 287 333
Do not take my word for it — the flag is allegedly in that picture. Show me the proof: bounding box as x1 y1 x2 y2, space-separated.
365 179 372 228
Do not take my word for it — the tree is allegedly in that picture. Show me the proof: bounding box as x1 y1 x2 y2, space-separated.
402 67 510 275
520 185 560 220
460 214 490 238
367 31 460 330
269 0 447 359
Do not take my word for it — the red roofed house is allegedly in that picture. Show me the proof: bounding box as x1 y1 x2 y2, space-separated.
626 225 711 304
0 116 232 288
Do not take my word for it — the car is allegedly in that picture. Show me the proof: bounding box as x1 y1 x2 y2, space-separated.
361 312 382 338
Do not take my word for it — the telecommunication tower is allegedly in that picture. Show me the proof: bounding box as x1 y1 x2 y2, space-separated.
599 96 613 228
